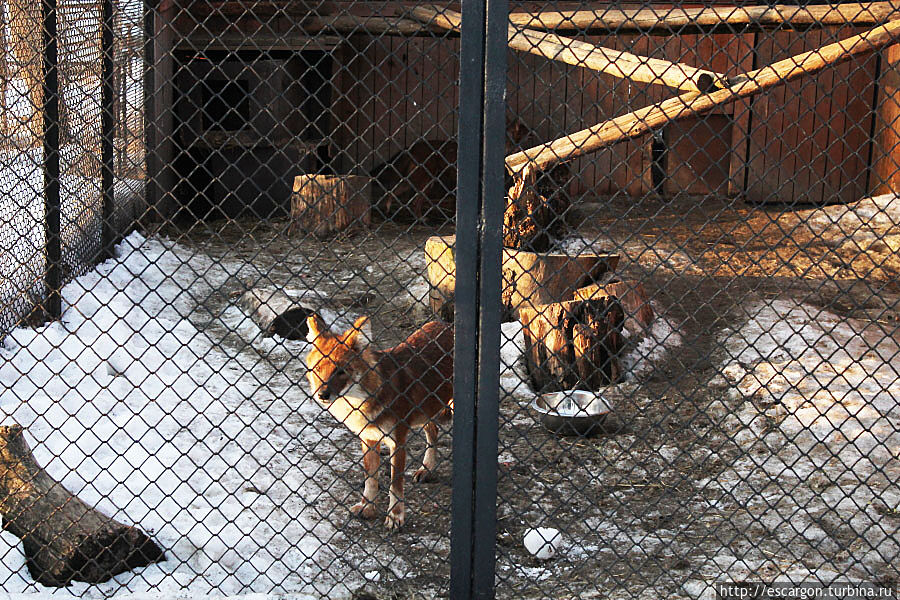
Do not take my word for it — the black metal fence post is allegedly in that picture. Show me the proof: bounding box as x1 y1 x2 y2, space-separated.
142 0 157 223
449 0 484 590
472 0 507 595
42 0 61 319
450 0 507 598
100 0 116 258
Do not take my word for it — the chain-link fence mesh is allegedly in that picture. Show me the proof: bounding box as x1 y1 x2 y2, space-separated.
1 1 899 598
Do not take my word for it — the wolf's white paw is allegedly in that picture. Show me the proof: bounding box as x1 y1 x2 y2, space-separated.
350 500 377 520
384 506 405 530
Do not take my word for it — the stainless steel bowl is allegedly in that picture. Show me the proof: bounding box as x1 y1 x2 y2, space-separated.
531 390 611 436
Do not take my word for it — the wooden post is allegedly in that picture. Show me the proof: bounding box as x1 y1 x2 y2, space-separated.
411 6 726 93
518 297 625 393
502 163 569 252
180 3 900 37
506 18 900 174
0 426 165 587
872 42 900 194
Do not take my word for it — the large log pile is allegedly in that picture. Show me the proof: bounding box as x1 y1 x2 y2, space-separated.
0 426 165 587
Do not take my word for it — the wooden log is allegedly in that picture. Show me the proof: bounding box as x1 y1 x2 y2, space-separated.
518 297 625 393
506 18 900 174
234 289 316 340
503 163 568 252
411 6 726 92
180 3 900 36
0 425 165 587
289 175 371 238
425 235 619 322
505 3 900 34
574 280 654 333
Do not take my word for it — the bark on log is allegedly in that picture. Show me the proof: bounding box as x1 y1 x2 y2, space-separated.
574 280 654 333
426 235 619 322
505 3 900 34
503 163 569 252
289 175 371 238
235 289 316 340
411 6 726 92
518 297 625 393
506 18 900 174
0 425 165 587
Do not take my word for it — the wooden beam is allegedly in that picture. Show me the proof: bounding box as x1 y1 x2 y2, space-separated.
178 3 900 37
506 18 900 174
411 6 726 92
507 3 900 34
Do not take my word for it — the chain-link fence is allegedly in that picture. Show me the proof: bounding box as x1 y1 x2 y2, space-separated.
1 1 899 598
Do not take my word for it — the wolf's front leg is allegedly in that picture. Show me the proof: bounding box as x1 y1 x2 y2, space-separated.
385 432 407 529
350 439 380 519
414 422 439 483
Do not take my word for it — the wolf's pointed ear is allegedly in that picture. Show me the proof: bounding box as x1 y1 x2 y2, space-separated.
306 314 326 343
344 315 373 350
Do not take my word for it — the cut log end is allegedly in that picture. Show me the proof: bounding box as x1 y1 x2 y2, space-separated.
0 425 165 587
289 174 371 238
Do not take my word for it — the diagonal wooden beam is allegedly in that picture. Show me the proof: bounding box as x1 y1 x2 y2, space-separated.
410 6 727 93
506 18 900 174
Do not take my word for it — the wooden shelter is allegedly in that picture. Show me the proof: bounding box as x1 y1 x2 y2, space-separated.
150 1 900 220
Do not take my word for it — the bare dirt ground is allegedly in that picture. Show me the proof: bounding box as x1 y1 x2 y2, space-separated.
156 191 900 599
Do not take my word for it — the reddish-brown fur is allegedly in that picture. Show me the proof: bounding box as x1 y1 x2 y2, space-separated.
305 315 453 529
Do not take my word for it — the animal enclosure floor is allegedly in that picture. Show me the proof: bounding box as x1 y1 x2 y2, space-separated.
1 192 898 598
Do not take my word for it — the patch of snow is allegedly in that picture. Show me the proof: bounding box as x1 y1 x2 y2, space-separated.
715 298 900 577
621 306 682 378
802 193 900 251
0 232 366 597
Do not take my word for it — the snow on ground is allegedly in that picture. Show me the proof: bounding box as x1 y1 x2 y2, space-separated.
802 193 900 251
688 298 900 593
0 232 364 598
0 227 683 597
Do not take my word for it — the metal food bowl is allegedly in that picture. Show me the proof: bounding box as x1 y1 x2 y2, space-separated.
531 390 611 436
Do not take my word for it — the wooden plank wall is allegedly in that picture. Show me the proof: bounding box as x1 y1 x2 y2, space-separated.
329 26 880 204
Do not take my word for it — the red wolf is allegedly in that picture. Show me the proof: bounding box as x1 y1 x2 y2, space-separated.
305 315 453 529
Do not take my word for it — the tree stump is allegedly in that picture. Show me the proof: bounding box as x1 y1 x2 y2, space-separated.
0 425 165 587
573 280 654 333
503 163 570 252
234 288 317 339
518 297 625 393
289 174 371 237
425 235 619 322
